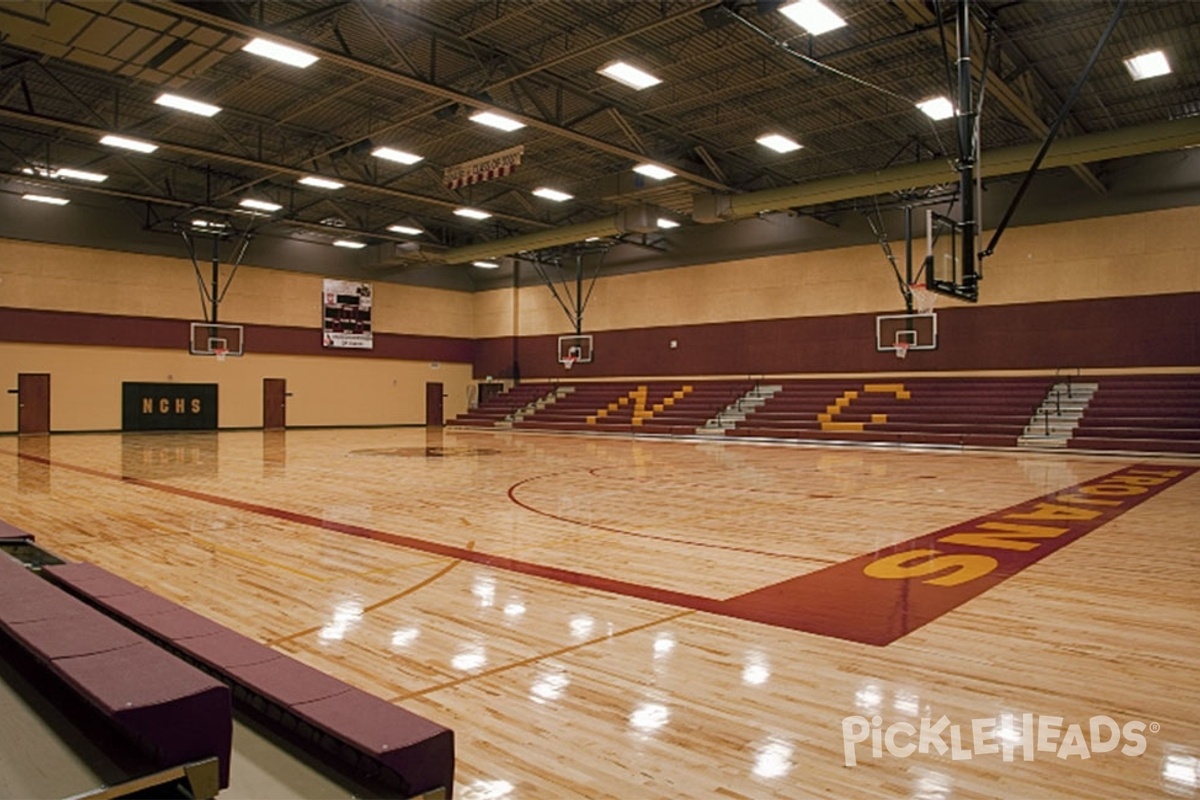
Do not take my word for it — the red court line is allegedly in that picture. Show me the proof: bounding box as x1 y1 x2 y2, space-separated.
5 449 1193 646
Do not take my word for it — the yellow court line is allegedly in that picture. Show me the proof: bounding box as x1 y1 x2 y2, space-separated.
392 609 696 701
266 542 474 646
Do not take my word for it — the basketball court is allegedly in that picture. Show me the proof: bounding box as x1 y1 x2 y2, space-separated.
2 427 1196 798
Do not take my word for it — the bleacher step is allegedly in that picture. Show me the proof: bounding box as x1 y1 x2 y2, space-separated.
1019 381 1098 448
705 384 782 431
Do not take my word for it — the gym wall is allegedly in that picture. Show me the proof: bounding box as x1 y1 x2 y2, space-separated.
0 240 474 432
473 206 1200 378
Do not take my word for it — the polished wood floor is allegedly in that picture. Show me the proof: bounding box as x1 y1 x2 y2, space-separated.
2 429 1198 799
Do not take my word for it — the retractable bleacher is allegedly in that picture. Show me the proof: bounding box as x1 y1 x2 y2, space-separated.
727 377 1053 448
1069 375 1200 454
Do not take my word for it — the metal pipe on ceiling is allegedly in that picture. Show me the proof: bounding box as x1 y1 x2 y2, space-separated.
436 115 1200 264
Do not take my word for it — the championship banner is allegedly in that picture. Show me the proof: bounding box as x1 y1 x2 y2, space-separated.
322 279 373 349
444 145 523 190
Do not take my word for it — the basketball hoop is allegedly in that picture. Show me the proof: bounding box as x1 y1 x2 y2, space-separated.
909 283 938 315
894 342 911 360
214 347 228 362
562 355 576 371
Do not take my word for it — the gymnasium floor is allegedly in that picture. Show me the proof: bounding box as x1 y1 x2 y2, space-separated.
2 427 1198 799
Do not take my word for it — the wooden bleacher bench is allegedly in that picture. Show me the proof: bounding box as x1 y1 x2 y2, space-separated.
0 549 230 798
43 561 455 799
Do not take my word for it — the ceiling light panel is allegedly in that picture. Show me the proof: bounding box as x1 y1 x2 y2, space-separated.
756 134 803 153
372 147 423 165
455 207 492 220
22 194 70 205
100 134 158 153
155 93 222 117
1124 50 1171 81
780 0 847 35
598 61 662 90
916 96 955 120
239 198 282 212
388 224 424 236
633 164 676 180
473 261 500 269
333 240 366 249
532 187 574 202
298 176 345 190
242 37 319 68
469 111 525 132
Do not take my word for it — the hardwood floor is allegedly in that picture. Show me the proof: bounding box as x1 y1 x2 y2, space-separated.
2 428 1198 799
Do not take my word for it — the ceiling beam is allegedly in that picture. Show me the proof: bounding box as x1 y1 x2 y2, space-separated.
0 106 551 229
149 0 733 193
438 115 1200 264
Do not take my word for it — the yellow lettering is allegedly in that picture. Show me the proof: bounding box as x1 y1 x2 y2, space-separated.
1006 503 1102 521
1104 475 1169 487
1055 493 1121 507
191 398 201 413
159 398 170 413
1080 483 1147 496
142 398 152 414
175 397 185 414
939 522 1068 552
863 549 998 587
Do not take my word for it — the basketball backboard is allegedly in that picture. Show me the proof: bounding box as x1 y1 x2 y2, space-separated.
558 334 594 365
876 313 937 354
190 322 245 357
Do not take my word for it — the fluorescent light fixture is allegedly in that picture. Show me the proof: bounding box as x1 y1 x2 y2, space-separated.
657 217 680 229
472 260 500 269
532 187 573 202
22 194 69 205
780 0 847 35
916 96 955 121
298 175 344 190
333 239 366 249
239 198 282 212
469 111 525 132
100 134 158 153
1124 50 1171 81
155 92 221 117
584 237 601 242
598 60 662 90
454 207 492 220
372 146 423 165
388 223 423 236
756 133 803 153
242 37 318 68
633 163 676 180
22 165 107 182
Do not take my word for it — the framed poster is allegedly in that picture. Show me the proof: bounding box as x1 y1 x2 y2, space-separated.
322 279 373 349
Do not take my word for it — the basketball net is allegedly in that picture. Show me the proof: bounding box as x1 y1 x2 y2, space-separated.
562 355 576 371
214 347 228 362
894 342 911 360
909 283 938 315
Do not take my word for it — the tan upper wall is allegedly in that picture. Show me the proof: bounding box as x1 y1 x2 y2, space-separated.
0 238 474 338
474 206 1200 338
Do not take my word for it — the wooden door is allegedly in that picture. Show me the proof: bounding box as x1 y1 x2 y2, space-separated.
425 382 444 427
263 378 287 430
18 373 50 434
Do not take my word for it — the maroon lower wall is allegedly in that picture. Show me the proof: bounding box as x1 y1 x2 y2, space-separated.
0 307 474 362
475 292 1200 379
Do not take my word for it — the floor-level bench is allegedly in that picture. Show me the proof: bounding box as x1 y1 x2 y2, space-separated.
0 549 231 797
43 560 455 799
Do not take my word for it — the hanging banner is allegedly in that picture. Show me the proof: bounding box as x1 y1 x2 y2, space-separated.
444 145 524 190
322 279 373 349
